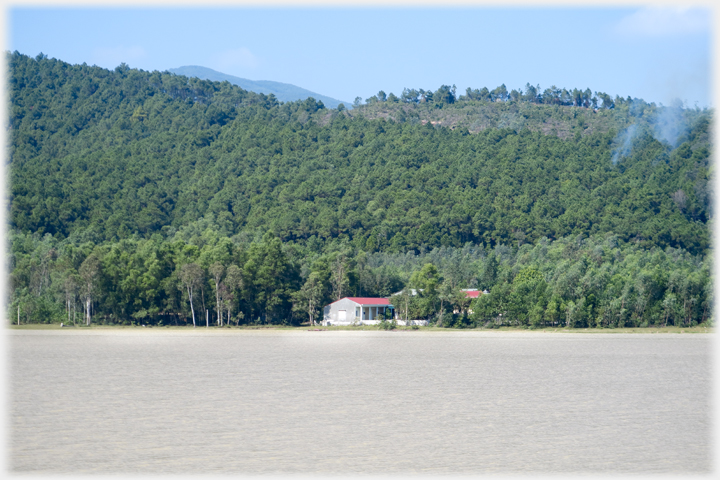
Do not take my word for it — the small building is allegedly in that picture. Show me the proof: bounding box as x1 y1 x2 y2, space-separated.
454 289 487 314
323 297 394 326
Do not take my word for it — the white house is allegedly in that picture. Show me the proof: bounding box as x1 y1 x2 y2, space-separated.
322 297 394 326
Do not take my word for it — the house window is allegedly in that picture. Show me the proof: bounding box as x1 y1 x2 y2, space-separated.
355 307 360 318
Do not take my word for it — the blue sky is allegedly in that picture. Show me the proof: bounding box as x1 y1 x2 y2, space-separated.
7 6 713 107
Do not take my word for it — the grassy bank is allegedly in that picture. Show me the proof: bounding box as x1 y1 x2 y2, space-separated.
7 324 713 334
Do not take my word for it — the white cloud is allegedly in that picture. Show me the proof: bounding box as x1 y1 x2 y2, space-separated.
211 47 259 71
91 45 146 68
615 7 710 37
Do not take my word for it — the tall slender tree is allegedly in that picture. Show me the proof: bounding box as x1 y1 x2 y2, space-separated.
79 254 100 326
178 263 204 328
293 272 324 326
331 254 350 301
209 262 225 326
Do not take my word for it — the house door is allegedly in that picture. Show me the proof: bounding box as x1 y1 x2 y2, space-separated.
338 310 346 321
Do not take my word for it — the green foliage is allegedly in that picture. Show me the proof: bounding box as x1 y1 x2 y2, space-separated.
7 52 713 328
9 52 712 256
378 318 396 330
513 267 545 285
468 234 712 329
7 228 712 328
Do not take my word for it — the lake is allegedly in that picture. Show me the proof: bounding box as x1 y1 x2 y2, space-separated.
8 329 712 474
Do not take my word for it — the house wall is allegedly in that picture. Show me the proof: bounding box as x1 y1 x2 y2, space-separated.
322 299 394 326
323 298 360 326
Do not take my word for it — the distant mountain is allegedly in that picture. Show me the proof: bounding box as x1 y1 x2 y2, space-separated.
168 65 349 109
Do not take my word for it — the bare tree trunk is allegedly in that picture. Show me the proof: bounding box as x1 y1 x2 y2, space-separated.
215 282 222 326
206 309 209 328
309 298 315 326
439 299 444 326
18 304 20 326
187 286 196 328
86 297 91 326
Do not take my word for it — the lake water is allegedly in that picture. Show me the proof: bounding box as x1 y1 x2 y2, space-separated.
8 329 713 474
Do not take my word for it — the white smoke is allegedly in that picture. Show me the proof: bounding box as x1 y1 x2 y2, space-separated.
611 124 638 164
653 100 687 148
611 99 689 165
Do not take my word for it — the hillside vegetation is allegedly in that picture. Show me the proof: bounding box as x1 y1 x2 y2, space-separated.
7 52 713 329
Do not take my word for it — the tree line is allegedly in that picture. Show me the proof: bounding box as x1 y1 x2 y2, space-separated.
9 229 711 329
359 83 622 110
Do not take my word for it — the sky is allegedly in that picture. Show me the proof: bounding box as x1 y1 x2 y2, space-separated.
5 5 714 107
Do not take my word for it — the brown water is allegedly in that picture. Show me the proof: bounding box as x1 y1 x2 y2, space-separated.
8 329 713 474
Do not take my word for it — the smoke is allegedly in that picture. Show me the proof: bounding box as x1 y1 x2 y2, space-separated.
652 100 687 147
611 124 637 164
610 98 688 165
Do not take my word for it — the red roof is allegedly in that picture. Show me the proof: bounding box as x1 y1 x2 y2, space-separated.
332 297 391 306
464 290 481 298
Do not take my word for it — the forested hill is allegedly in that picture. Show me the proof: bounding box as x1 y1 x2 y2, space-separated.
7 52 714 329
8 52 712 255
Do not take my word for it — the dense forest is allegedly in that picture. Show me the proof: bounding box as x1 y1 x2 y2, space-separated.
7 51 713 328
